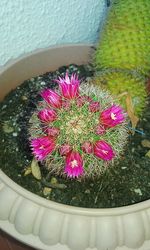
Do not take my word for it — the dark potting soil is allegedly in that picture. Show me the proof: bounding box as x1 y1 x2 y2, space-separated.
0 64 150 208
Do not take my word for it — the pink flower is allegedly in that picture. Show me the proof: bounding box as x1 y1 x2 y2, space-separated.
95 124 106 135
40 89 62 108
45 127 60 137
38 109 57 123
65 151 84 178
81 141 93 154
31 136 55 161
56 73 80 99
100 104 125 128
94 140 115 161
59 144 72 156
89 101 100 112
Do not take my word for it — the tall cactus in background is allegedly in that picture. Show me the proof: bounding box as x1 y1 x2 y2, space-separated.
94 0 150 115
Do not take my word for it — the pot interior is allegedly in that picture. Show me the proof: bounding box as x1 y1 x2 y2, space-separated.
0 45 93 101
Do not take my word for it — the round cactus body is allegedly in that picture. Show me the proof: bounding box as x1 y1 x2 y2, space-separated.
94 69 147 116
29 73 128 179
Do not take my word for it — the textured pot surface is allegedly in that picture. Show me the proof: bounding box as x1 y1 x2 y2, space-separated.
0 45 150 250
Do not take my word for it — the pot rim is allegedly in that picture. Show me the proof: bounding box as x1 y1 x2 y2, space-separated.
0 43 95 74
1 169 150 216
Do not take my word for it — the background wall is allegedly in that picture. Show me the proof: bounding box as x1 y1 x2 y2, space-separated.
0 0 107 67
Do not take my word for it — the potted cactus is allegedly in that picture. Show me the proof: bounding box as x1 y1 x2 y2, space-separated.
1 1 150 250
0 45 150 250
29 72 127 179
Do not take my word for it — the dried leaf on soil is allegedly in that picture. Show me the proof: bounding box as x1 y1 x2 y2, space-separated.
141 139 150 148
31 158 42 180
24 166 32 176
126 94 139 133
145 150 150 158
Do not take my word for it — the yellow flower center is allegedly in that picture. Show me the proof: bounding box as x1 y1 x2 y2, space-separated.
71 160 78 168
111 112 116 120
102 150 108 155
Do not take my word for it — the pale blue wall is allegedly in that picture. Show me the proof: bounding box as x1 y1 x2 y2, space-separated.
0 0 107 66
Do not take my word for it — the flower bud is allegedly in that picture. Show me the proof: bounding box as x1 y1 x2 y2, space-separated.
94 140 115 161
40 89 62 108
56 73 80 99
89 101 100 112
46 127 60 137
95 125 106 135
59 144 72 156
38 109 57 123
31 136 55 161
81 141 93 154
65 151 84 178
100 104 125 128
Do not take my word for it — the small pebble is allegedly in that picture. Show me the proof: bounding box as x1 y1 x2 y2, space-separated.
134 188 142 196
50 177 58 185
85 189 90 194
21 95 28 101
43 187 52 196
12 132 18 137
121 167 127 169
3 123 14 133
40 81 46 86
131 148 135 153
71 196 77 201
2 105 7 109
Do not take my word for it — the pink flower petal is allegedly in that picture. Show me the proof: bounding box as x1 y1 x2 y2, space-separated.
65 151 84 178
55 73 80 99
40 89 62 108
94 140 115 161
100 104 126 128
38 109 57 123
30 136 55 161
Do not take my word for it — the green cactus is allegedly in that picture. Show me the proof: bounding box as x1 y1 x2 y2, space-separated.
29 81 128 179
95 0 150 75
93 0 149 116
94 69 147 116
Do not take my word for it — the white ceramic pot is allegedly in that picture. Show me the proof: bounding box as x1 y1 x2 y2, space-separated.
0 45 150 250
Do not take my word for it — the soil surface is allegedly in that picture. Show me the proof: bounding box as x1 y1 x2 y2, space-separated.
0 64 150 208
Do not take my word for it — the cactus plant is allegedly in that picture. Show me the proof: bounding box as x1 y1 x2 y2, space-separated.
95 0 150 75
29 73 128 179
94 0 149 116
94 69 147 116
